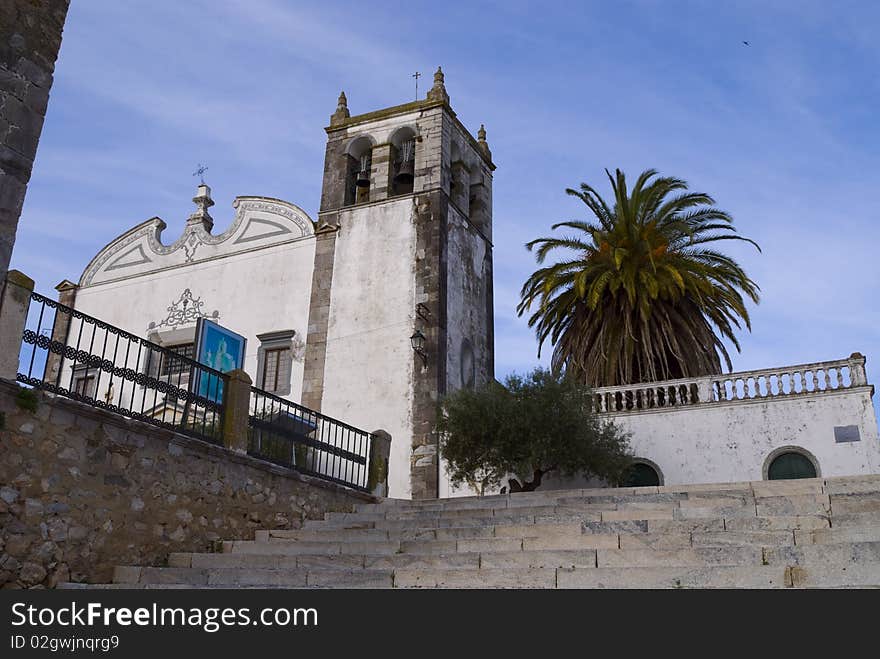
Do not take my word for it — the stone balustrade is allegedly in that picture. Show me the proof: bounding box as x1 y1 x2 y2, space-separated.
591 353 869 415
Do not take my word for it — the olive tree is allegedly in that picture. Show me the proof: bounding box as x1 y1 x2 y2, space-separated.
437 368 633 493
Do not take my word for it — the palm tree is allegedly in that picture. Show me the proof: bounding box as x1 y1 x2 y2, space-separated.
517 168 760 387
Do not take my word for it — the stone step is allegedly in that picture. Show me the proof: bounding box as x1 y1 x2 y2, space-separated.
265 522 585 543
334 495 858 526
242 520 880 558
393 565 802 588
557 565 791 588
170 550 601 571
367 477 880 514
765 540 880 566
830 492 880 515
226 540 401 556
795 525 880 546
824 476 880 496
832 511 880 527
298 515 800 539
367 477 869 513
723 515 830 531
692 530 795 547
113 566 395 588
787 563 880 588
597 546 763 567
393 568 558 588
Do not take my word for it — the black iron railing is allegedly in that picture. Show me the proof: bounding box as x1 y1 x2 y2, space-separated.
248 387 373 491
18 291 227 444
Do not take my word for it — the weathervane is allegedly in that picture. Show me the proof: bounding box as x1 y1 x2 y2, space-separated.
412 71 421 100
193 163 208 185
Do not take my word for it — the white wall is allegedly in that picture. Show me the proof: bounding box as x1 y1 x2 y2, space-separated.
615 387 880 484
445 361 880 495
319 197 416 499
539 381 880 491
72 238 316 395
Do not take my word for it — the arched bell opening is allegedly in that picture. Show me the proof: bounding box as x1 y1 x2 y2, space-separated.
390 127 417 196
345 135 375 205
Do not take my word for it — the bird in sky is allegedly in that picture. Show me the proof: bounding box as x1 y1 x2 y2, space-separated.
743 40 750 46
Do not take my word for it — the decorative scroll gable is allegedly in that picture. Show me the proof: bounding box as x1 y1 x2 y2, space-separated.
79 196 315 287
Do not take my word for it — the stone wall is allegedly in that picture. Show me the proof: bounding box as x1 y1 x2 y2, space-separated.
0 0 70 278
0 380 373 588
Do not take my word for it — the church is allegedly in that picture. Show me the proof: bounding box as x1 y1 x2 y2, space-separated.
43 69 880 500
47 68 494 500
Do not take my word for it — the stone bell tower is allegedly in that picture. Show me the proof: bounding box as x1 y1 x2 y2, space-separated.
302 68 496 499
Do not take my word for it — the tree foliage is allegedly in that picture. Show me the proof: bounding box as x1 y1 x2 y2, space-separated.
517 168 761 387
437 368 633 493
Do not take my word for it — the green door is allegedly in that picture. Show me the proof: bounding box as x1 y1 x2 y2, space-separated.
767 452 817 480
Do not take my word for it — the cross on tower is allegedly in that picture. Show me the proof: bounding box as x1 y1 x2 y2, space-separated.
412 71 421 100
193 163 208 184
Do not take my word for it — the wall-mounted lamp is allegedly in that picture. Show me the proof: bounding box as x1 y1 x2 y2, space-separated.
410 329 427 366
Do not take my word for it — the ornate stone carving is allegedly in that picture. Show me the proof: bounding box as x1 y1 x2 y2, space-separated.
184 232 201 262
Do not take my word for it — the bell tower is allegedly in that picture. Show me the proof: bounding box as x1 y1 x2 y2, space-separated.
302 68 496 499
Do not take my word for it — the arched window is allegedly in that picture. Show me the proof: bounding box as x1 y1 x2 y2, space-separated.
622 460 662 487
766 450 818 480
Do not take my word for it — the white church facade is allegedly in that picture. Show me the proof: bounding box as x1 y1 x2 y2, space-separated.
44 70 880 499
48 69 495 500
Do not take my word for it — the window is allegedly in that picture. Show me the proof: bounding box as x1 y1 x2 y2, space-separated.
767 451 818 480
73 373 96 398
157 343 195 377
256 330 296 396
261 347 291 392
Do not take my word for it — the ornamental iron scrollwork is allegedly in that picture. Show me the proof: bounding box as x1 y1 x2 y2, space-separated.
151 288 217 330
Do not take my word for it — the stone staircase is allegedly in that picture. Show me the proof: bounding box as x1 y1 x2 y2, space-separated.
67 475 880 588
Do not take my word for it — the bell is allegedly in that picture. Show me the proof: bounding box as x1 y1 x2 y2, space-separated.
394 159 414 185
355 153 371 187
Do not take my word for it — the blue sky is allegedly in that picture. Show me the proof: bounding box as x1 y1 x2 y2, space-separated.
11 0 880 392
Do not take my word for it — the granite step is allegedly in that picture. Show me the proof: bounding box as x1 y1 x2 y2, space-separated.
556 565 792 589
264 522 585 543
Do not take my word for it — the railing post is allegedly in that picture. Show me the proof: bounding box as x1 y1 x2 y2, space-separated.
221 368 252 453
0 270 34 380
367 429 392 497
848 352 868 387
43 279 78 385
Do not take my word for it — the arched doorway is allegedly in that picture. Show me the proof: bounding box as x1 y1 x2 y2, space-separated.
622 460 662 487
764 448 819 480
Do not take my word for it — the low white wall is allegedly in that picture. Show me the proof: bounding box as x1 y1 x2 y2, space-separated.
452 356 880 494
612 386 880 485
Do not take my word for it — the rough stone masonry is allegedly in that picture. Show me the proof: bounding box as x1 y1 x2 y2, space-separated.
0 0 70 279
0 381 372 588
